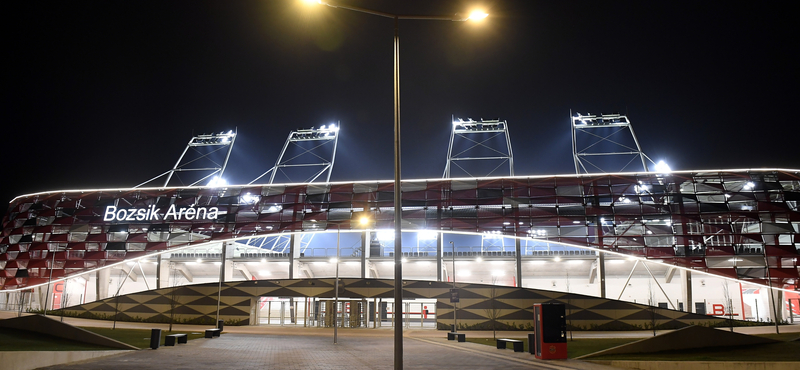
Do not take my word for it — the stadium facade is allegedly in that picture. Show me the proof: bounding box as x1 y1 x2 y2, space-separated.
2 169 798 327
2 116 798 328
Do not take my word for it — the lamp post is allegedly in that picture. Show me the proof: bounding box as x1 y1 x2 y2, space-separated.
43 247 58 316
303 2 486 368
334 225 340 343
449 241 457 332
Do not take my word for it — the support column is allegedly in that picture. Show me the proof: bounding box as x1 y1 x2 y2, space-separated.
515 238 522 287
224 243 235 281
361 231 368 279
219 242 233 282
598 252 606 298
437 234 443 282
157 254 169 289
767 288 784 323
681 269 693 313
35 286 46 311
595 215 606 298
96 268 110 300
289 234 301 279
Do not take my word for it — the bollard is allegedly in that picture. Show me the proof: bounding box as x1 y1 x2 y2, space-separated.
217 319 224 332
150 328 162 350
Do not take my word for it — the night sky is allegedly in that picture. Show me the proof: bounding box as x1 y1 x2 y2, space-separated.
4 1 798 215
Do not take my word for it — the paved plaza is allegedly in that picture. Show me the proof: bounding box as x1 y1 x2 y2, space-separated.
3 312 796 370
36 331 617 370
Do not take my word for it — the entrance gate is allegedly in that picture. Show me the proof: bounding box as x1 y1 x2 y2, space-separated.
256 296 437 329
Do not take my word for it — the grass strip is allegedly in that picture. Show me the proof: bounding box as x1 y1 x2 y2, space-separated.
588 340 800 362
465 337 639 358
80 327 206 349
0 328 115 351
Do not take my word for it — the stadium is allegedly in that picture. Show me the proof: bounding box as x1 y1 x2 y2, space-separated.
2 115 798 330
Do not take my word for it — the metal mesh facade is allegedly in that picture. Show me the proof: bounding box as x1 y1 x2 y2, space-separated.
2 169 798 290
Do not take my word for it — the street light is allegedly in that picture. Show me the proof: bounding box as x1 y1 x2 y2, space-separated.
303 2 486 368
43 247 59 316
449 241 457 332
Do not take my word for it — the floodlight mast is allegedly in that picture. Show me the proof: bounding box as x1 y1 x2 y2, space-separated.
134 130 237 188
571 112 654 174
443 117 514 178
249 124 340 185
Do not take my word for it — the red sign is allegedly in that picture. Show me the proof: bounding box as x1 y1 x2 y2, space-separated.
52 281 64 309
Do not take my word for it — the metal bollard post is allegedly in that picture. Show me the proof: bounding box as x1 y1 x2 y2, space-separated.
150 328 162 350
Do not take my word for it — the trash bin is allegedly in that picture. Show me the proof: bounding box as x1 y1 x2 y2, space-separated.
150 328 162 349
217 319 224 332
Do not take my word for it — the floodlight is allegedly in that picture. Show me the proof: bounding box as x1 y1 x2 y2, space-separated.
208 176 227 187
653 160 671 173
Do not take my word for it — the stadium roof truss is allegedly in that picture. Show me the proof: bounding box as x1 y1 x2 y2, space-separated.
443 118 514 178
250 125 340 185
2 169 798 291
571 113 654 174
136 130 237 188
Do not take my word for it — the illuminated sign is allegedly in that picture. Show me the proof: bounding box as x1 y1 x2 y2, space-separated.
103 205 219 222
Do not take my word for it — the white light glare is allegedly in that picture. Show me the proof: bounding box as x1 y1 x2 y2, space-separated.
653 160 671 173
459 270 471 277
208 176 227 187
240 193 260 204
635 183 651 193
258 270 271 276
491 270 505 276
377 230 395 241
329 257 338 264
743 182 755 190
418 230 437 240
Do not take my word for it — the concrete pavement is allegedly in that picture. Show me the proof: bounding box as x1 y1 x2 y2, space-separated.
36 332 619 370
2 311 798 370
